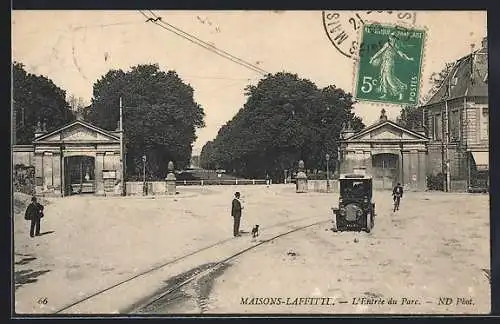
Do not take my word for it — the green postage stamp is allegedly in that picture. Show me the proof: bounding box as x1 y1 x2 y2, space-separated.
354 23 426 105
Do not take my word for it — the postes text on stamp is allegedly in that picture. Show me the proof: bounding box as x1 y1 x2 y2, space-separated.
354 23 425 105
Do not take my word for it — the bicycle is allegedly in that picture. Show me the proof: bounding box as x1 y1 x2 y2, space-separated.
393 193 401 212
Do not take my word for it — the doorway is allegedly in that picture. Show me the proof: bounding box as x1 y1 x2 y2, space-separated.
64 156 96 195
372 153 399 190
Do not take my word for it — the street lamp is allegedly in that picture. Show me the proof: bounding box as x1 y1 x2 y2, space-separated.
326 153 330 192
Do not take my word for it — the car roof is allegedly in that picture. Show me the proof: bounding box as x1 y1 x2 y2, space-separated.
339 173 373 180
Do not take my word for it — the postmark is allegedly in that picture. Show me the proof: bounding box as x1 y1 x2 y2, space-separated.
353 23 426 105
322 11 417 59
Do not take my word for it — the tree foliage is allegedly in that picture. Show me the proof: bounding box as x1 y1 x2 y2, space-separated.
12 62 74 144
398 62 455 129
200 72 364 180
199 140 216 169
420 62 455 104
67 94 87 117
396 105 423 129
86 64 205 179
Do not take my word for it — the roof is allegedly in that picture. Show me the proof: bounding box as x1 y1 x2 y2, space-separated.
424 46 488 106
33 119 120 142
344 119 428 142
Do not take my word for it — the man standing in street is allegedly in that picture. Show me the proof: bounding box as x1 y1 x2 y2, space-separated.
24 196 44 238
231 192 243 237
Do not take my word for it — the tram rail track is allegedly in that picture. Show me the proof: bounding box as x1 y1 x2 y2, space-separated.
53 215 330 314
127 218 329 313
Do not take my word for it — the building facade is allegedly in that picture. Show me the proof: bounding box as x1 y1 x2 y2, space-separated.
13 119 124 197
338 109 429 191
420 37 488 192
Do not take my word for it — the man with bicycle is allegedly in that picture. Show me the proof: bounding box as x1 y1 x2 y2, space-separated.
392 182 403 211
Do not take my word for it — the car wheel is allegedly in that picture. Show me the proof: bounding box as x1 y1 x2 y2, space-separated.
333 215 339 232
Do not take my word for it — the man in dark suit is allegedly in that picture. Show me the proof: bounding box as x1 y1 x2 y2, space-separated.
24 196 44 238
231 192 243 237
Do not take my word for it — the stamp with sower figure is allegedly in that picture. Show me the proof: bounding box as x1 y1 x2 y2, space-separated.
322 11 425 106
355 23 425 105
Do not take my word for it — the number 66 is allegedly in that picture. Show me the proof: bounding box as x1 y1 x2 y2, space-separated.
361 76 377 93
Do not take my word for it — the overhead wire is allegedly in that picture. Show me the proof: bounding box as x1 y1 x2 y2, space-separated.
138 10 268 76
146 10 267 74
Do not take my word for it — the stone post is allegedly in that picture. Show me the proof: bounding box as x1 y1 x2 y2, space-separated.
34 152 43 196
95 152 105 196
165 161 176 195
296 160 308 193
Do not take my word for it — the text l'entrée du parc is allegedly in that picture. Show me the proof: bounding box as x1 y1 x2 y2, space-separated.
240 296 475 306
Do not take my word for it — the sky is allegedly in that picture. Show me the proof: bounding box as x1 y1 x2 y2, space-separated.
12 10 487 155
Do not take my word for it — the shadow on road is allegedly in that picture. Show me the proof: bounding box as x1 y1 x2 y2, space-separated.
15 257 37 265
14 269 51 290
37 231 55 237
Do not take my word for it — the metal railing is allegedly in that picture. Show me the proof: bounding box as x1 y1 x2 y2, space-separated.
175 179 268 186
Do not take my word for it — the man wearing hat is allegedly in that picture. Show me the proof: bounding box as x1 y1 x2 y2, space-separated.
231 192 243 237
24 196 44 238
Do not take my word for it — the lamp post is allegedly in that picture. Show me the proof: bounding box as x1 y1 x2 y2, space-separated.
326 153 330 192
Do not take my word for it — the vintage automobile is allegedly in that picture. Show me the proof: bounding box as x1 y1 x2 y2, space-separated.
332 173 375 233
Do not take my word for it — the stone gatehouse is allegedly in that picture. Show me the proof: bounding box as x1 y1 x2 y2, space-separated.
12 119 124 197
338 109 429 191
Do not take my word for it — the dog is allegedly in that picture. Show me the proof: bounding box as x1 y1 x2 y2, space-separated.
251 225 260 238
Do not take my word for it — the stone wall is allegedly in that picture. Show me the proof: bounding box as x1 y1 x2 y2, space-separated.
427 143 444 176
307 180 339 193
13 145 35 167
125 180 269 196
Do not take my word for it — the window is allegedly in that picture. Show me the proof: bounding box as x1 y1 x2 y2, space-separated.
450 110 460 141
434 114 442 141
480 107 489 140
429 114 435 140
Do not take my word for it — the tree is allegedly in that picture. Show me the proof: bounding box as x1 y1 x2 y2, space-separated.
67 94 87 117
398 61 455 128
13 62 75 144
396 105 423 129
86 64 205 179
200 140 217 170
200 72 365 180
420 62 455 104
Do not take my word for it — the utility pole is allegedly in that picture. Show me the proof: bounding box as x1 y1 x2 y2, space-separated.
326 153 330 192
120 97 126 196
142 154 147 196
445 73 452 192
12 99 16 146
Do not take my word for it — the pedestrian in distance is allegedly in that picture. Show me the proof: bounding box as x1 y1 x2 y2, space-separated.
392 182 404 211
231 192 243 237
24 196 44 238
